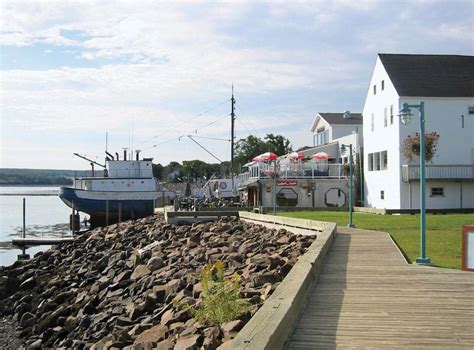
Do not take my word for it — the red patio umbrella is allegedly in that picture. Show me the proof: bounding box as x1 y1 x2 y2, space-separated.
287 151 305 160
312 152 330 161
253 152 278 162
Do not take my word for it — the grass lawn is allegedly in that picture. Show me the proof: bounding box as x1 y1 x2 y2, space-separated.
279 211 474 270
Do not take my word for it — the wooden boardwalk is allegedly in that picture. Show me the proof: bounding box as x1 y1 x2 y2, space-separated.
285 227 474 349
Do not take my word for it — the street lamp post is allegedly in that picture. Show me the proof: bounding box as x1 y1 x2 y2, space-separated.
340 143 355 228
272 160 278 215
399 101 431 265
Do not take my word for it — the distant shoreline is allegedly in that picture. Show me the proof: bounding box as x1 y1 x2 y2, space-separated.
0 193 58 196
0 184 62 187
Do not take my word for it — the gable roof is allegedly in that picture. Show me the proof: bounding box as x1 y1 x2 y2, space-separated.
311 113 362 132
318 113 363 125
379 54 474 97
310 112 362 132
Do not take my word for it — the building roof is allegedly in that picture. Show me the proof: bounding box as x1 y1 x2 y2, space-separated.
379 54 474 97
318 113 363 125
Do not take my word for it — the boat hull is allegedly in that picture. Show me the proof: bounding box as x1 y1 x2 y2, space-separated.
59 187 156 227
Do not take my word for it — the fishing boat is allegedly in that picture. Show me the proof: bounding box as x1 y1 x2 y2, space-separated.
59 152 176 228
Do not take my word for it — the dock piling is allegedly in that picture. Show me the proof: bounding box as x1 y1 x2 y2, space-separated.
118 202 122 223
18 197 30 261
106 200 109 226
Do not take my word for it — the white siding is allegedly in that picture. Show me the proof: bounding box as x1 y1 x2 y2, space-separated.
363 55 474 210
406 182 474 209
363 56 401 209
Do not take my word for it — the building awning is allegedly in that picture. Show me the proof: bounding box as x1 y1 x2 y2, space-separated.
237 179 260 190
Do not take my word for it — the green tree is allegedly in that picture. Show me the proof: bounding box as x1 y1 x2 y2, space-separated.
152 163 164 180
163 161 182 182
264 133 292 156
233 134 292 172
234 135 267 169
182 160 208 181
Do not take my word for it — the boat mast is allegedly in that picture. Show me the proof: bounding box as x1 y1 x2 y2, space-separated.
231 85 235 188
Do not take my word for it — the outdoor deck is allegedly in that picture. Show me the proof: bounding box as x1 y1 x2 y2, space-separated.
285 227 474 349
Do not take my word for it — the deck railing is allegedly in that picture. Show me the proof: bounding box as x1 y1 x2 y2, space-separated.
402 164 474 182
238 163 346 183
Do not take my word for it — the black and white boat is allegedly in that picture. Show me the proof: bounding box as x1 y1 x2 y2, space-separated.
59 152 175 228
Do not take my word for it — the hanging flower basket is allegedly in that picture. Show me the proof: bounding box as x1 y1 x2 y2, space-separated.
403 132 440 162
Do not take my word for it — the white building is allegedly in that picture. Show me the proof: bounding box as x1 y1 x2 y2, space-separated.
309 112 363 162
363 53 474 210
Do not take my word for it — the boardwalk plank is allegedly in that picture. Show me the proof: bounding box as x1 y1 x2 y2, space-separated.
284 227 474 349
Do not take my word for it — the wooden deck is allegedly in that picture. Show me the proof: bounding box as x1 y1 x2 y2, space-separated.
11 237 74 247
285 227 474 349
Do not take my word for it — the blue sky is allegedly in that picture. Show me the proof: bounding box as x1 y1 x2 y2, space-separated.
1 0 472 169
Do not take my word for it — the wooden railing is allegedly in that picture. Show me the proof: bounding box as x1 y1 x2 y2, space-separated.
402 164 474 182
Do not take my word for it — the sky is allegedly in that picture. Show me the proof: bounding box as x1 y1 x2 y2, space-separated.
1 0 472 170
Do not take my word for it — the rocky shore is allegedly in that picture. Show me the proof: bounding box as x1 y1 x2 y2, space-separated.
0 215 315 349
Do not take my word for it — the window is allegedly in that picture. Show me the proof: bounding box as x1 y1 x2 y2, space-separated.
315 128 329 146
431 187 444 197
373 84 377 95
371 113 374 131
384 107 388 127
381 151 388 170
390 105 394 125
380 190 385 199
368 151 387 171
461 115 465 128
374 152 381 170
468 106 474 115
381 80 385 91
277 188 298 206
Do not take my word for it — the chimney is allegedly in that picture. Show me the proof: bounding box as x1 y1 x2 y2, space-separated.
123 149 127 161
115 152 119 160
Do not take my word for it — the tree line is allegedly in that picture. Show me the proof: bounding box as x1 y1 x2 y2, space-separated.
153 133 292 182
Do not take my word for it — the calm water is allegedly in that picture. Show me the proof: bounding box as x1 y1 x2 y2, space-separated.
0 186 84 266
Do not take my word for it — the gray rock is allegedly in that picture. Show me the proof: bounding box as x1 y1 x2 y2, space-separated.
174 334 202 350
146 257 164 271
19 312 35 328
131 265 151 281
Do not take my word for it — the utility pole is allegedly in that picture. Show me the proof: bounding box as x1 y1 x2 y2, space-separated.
231 85 236 189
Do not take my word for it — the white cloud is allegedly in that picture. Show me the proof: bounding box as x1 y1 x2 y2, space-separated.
1 0 472 169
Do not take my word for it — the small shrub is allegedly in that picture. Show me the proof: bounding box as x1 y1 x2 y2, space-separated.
175 261 251 324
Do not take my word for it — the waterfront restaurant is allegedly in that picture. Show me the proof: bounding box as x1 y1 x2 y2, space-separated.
237 154 351 211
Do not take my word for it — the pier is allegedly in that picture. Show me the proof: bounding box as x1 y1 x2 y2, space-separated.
11 237 75 247
285 227 474 348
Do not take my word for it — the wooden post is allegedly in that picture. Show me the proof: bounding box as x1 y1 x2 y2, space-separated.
71 200 75 234
106 200 110 226
118 202 122 223
22 198 26 239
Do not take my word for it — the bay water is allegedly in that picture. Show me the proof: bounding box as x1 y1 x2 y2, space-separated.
0 186 81 266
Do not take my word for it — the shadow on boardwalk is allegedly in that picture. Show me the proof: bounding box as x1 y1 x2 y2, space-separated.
285 231 351 349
